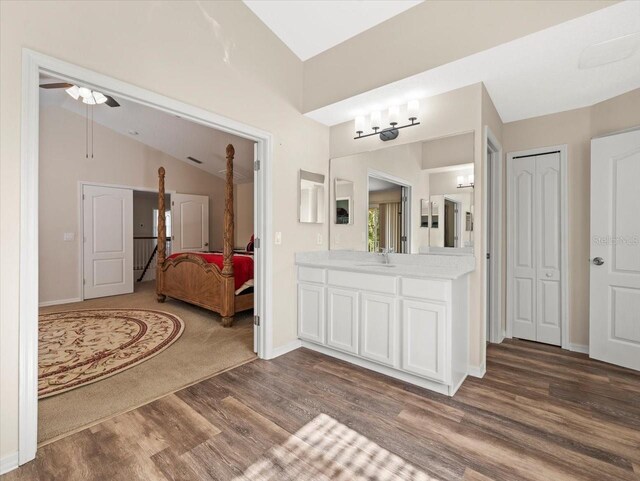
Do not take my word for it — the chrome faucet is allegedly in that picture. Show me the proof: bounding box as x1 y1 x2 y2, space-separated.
379 247 394 264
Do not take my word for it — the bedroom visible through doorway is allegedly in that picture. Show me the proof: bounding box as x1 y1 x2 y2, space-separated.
37 71 259 444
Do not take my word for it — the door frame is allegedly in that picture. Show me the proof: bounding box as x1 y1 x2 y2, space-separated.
483 127 504 344
367 169 412 253
76 181 177 304
505 144 569 349
19 49 274 464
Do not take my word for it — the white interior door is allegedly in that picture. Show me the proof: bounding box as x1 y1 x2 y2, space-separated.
83 185 133 299
590 130 640 371
508 151 562 345
171 194 209 252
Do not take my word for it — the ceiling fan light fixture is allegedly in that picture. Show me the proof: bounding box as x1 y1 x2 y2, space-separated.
65 85 80 100
82 96 97 105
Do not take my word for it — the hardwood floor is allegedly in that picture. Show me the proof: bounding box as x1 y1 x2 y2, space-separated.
4 340 639 481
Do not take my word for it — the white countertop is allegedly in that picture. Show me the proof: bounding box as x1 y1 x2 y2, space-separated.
295 251 475 280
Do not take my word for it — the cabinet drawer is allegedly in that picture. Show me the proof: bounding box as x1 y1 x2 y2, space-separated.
327 270 396 295
400 277 448 301
298 266 326 284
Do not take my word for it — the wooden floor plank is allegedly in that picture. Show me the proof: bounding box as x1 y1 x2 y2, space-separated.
4 340 640 481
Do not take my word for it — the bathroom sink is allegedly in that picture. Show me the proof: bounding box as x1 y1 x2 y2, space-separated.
355 263 397 268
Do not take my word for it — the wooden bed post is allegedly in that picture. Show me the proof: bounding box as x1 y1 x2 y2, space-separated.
156 166 167 303
221 144 235 327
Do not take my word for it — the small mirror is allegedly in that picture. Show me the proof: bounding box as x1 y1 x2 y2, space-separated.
335 179 354 225
299 170 325 223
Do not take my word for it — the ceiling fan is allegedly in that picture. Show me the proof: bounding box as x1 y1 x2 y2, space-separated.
39 82 120 107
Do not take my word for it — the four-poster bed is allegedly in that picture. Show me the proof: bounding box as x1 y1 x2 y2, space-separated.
155 144 253 327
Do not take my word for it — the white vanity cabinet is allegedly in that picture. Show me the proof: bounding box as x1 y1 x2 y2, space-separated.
296 263 470 396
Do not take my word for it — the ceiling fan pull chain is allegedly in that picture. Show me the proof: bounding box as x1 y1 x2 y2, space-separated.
91 104 94 159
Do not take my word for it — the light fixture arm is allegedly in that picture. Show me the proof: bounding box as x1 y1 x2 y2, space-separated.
354 119 420 140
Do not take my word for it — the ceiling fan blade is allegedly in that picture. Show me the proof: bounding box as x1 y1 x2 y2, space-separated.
39 82 74 89
104 95 120 108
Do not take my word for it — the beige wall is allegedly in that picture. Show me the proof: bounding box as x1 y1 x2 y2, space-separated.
1 0 329 459
422 132 475 170
303 1 616 112
38 106 255 304
502 88 640 347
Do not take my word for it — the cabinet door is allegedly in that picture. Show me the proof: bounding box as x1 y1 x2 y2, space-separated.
360 293 397 366
298 283 325 344
327 287 359 354
401 299 447 382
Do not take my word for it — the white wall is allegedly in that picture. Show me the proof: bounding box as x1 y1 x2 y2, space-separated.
0 0 329 460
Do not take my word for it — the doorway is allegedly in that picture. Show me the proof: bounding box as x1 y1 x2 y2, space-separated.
367 171 411 253
443 198 459 248
484 127 503 346
19 49 273 465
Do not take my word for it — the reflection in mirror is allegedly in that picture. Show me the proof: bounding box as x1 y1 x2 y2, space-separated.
329 132 474 255
335 179 354 224
299 170 325 224
420 199 429 228
427 164 474 252
368 175 408 253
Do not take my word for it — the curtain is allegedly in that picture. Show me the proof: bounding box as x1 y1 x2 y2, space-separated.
387 202 401 252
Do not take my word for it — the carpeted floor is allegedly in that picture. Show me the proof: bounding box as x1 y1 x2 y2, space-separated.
38 281 255 444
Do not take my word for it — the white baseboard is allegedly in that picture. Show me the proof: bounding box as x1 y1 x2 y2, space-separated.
568 343 589 354
267 339 301 359
39 297 82 307
468 363 486 378
1 451 19 475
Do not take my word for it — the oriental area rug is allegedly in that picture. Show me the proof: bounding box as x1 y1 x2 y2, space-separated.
38 309 184 398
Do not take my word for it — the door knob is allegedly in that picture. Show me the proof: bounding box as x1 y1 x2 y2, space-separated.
593 257 605 266
545 272 552 278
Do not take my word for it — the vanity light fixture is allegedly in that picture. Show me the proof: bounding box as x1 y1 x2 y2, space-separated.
354 100 421 141
457 174 475 189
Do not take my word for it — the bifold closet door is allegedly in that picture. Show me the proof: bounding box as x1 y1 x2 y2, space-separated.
509 152 562 346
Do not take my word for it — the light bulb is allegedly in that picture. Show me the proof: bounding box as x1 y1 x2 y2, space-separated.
408 100 419 121
78 87 92 100
355 115 365 134
370 111 381 131
457 175 464 186
468 174 475 185
65 85 80 100
388 105 399 126
93 91 108 104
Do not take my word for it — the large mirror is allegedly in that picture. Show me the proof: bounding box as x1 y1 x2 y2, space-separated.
299 169 326 224
329 132 474 254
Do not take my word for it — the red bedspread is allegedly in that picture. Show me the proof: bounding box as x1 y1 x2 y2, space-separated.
167 252 253 291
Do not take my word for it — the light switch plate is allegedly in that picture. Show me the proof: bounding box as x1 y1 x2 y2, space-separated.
63 232 75 241
275 231 282 245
